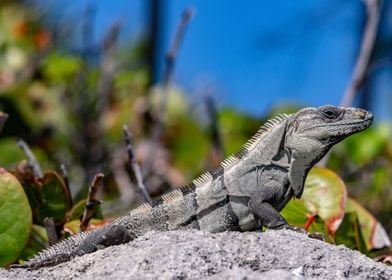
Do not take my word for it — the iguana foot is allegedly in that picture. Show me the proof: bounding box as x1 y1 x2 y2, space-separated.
273 224 306 233
271 224 325 241
306 231 324 241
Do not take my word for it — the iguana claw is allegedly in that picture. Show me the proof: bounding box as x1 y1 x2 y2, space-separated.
306 231 325 241
272 225 325 241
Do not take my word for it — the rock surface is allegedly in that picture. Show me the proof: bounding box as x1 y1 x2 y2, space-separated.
1 229 391 279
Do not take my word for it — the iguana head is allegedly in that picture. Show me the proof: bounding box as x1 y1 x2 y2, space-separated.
285 105 373 198
286 105 373 150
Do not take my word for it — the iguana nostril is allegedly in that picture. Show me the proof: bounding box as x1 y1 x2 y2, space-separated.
356 110 367 119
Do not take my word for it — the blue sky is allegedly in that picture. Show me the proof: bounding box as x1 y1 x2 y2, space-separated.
38 0 391 120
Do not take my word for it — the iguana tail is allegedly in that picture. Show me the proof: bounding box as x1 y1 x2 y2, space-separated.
10 224 133 269
9 231 89 269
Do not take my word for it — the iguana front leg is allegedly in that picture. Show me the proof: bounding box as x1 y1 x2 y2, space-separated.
248 186 291 229
248 186 324 240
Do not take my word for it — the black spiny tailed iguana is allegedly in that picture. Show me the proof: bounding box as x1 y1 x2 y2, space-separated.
11 105 373 269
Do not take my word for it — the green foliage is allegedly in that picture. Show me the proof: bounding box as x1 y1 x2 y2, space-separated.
42 53 82 84
0 169 32 266
328 124 392 245
19 225 47 261
0 0 391 268
15 166 72 226
334 212 367 253
282 167 391 257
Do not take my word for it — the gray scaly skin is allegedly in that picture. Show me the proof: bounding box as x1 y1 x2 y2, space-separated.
11 105 373 269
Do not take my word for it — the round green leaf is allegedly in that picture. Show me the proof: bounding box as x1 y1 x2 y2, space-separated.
302 167 347 234
0 168 32 266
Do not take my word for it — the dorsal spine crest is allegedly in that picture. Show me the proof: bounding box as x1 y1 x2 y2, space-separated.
127 113 291 208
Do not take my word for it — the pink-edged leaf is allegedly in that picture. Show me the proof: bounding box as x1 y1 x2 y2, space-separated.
302 167 347 234
346 198 391 250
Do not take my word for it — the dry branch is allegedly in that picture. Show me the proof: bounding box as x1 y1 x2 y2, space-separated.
319 0 381 167
96 22 121 114
123 125 153 204
340 0 381 107
43 217 58 246
17 139 43 179
80 173 104 231
205 96 224 165
143 7 194 176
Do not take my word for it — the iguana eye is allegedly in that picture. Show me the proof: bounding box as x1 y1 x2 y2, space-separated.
322 108 340 119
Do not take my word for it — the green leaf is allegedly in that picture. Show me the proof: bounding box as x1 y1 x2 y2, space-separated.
37 171 72 225
346 198 391 250
63 219 110 235
16 166 72 227
0 168 32 266
281 198 309 226
302 167 347 234
334 212 367 253
66 199 103 222
282 198 332 242
19 225 47 261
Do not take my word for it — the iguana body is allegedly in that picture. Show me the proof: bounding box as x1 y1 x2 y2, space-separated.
12 105 373 269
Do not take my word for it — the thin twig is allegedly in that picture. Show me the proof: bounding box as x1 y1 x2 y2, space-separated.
143 7 194 176
17 139 43 179
123 125 153 204
162 8 195 88
82 4 96 60
205 95 224 165
43 217 58 246
340 0 381 107
96 22 121 114
0 112 8 134
60 164 73 207
80 173 104 232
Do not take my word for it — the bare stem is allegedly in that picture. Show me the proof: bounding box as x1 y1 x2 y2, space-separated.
0 111 8 134
80 173 104 231
43 217 58 246
17 139 43 179
205 96 224 165
60 164 73 207
96 22 121 114
123 125 153 204
143 7 194 176
340 0 381 107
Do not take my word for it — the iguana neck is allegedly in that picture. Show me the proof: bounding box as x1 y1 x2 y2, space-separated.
286 138 330 198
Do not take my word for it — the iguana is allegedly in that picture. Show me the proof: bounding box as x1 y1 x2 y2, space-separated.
11 105 373 269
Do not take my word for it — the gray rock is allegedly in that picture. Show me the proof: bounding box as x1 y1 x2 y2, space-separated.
1 229 391 280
